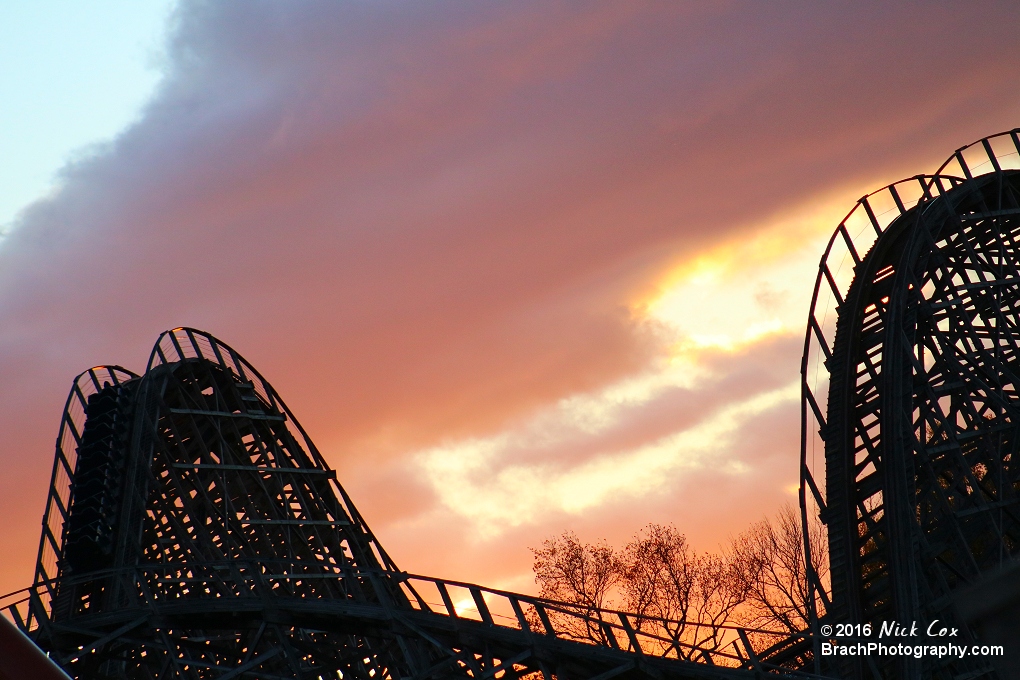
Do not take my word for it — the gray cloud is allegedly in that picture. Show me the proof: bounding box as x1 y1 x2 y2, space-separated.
1 0 1018 593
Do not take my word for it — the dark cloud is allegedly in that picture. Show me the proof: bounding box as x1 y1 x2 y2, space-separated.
1 0 1019 593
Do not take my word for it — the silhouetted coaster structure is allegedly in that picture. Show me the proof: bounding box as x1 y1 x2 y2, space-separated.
800 129 1020 679
7 328 807 679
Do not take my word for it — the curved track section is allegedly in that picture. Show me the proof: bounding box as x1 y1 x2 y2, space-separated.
6 329 816 679
800 130 1020 678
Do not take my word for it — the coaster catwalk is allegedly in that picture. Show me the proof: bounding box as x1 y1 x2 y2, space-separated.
2 328 807 679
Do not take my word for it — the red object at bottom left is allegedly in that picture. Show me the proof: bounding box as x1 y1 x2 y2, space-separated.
0 615 71 680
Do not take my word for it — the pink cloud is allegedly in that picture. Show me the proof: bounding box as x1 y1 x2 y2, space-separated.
1 0 1019 596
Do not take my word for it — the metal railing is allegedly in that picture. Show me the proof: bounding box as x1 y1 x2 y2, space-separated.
1 562 821 677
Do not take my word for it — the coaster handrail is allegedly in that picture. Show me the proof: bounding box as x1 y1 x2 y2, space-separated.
2 562 817 675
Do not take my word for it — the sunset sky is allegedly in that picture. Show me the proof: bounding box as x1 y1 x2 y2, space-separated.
1 1 1019 598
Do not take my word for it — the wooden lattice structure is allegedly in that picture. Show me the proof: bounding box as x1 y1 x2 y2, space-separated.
3 328 814 679
800 130 1020 678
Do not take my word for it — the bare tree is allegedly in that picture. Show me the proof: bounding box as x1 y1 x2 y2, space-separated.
529 507 828 657
687 551 747 650
622 524 696 624
728 504 827 635
622 524 745 654
530 531 623 643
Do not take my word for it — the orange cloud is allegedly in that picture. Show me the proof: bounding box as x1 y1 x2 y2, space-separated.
1 0 1019 597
